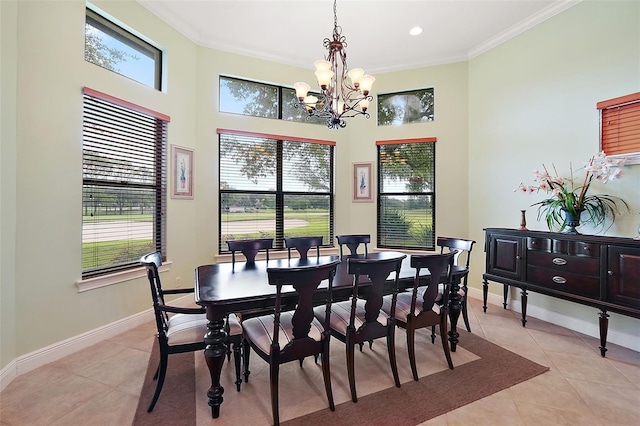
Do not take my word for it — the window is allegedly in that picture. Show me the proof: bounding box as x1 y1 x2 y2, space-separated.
377 139 436 250
218 129 334 252
85 8 162 90
82 87 168 278
597 92 640 165
219 76 325 125
378 88 434 126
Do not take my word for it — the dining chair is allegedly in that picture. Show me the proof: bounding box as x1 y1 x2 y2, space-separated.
335 234 370 258
140 252 243 412
227 238 273 264
381 251 457 381
241 259 341 426
314 254 406 403
437 236 476 332
284 236 323 260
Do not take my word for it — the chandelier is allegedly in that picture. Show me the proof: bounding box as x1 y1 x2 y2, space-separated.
293 0 374 129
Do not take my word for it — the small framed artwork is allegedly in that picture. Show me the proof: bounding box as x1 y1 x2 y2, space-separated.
353 162 373 202
171 145 194 199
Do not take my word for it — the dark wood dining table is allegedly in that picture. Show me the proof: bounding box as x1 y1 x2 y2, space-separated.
195 251 467 418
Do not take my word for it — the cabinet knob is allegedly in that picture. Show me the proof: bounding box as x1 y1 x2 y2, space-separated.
608 270 614 276
552 257 567 266
516 255 521 260
552 276 567 284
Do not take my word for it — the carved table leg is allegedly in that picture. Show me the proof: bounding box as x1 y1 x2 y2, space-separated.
520 288 528 327
503 284 509 309
204 308 227 418
482 278 489 313
448 277 462 352
598 309 609 357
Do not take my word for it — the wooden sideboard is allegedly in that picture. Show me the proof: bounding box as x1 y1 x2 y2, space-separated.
482 228 640 356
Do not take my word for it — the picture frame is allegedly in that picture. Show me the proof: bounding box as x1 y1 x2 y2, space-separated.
353 162 373 202
171 145 194 199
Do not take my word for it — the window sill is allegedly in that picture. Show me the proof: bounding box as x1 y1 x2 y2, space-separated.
609 152 640 166
76 260 172 292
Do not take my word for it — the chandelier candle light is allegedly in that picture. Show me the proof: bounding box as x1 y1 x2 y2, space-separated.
294 0 374 129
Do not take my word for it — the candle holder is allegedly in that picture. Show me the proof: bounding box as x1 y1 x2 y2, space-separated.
519 210 528 231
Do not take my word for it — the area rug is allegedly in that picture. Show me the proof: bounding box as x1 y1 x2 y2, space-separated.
133 330 548 425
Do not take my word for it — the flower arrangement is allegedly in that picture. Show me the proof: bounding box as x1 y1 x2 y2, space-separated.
515 152 629 233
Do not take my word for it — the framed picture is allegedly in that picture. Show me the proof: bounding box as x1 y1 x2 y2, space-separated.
171 145 194 199
353 162 373 202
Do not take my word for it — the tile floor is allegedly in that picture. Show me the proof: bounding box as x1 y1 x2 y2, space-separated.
1 296 639 425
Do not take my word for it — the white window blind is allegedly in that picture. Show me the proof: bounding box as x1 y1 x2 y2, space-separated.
82 87 168 278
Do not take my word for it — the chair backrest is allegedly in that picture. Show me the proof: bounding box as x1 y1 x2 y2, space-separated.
266 259 341 358
227 238 274 264
347 254 406 326
140 252 170 338
336 234 370 258
284 236 323 260
437 236 475 268
410 252 457 314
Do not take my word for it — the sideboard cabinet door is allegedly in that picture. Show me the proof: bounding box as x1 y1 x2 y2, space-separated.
487 234 523 280
607 245 640 312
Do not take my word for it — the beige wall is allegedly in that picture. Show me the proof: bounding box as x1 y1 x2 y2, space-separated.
1 0 638 372
468 1 640 337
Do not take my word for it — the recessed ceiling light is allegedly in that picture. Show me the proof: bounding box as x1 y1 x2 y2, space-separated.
410 26 423 36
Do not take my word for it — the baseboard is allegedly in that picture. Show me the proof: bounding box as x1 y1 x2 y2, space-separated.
467 287 640 352
1 306 154 392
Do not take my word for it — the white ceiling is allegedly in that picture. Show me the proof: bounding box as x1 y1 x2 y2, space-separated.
137 0 580 74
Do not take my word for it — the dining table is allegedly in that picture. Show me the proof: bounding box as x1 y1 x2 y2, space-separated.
195 251 468 418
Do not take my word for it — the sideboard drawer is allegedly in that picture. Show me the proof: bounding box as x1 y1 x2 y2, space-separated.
527 250 599 276
527 265 600 298
527 237 600 257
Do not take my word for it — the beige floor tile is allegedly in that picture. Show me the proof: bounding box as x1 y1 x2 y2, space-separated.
528 329 599 357
0 373 111 425
547 352 636 389
48 387 139 426
607 358 640 389
573 331 640 364
107 321 156 352
507 372 591 412
514 401 604 426
74 346 150 389
568 377 640 425
518 315 580 337
49 340 129 373
417 413 448 425
444 393 524 426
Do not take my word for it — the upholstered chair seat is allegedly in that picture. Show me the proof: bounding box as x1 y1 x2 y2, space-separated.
314 299 388 335
242 312 325 354
383 285 444 322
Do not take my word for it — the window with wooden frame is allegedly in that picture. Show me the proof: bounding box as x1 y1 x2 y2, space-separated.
376 138 436 250
597 92 640 165
82 88 168 279
218 129 335 253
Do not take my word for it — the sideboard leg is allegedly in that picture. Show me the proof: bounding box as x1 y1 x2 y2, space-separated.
520 289 528 327
598 309 609 357
503 284 509 309
482 278 489 312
